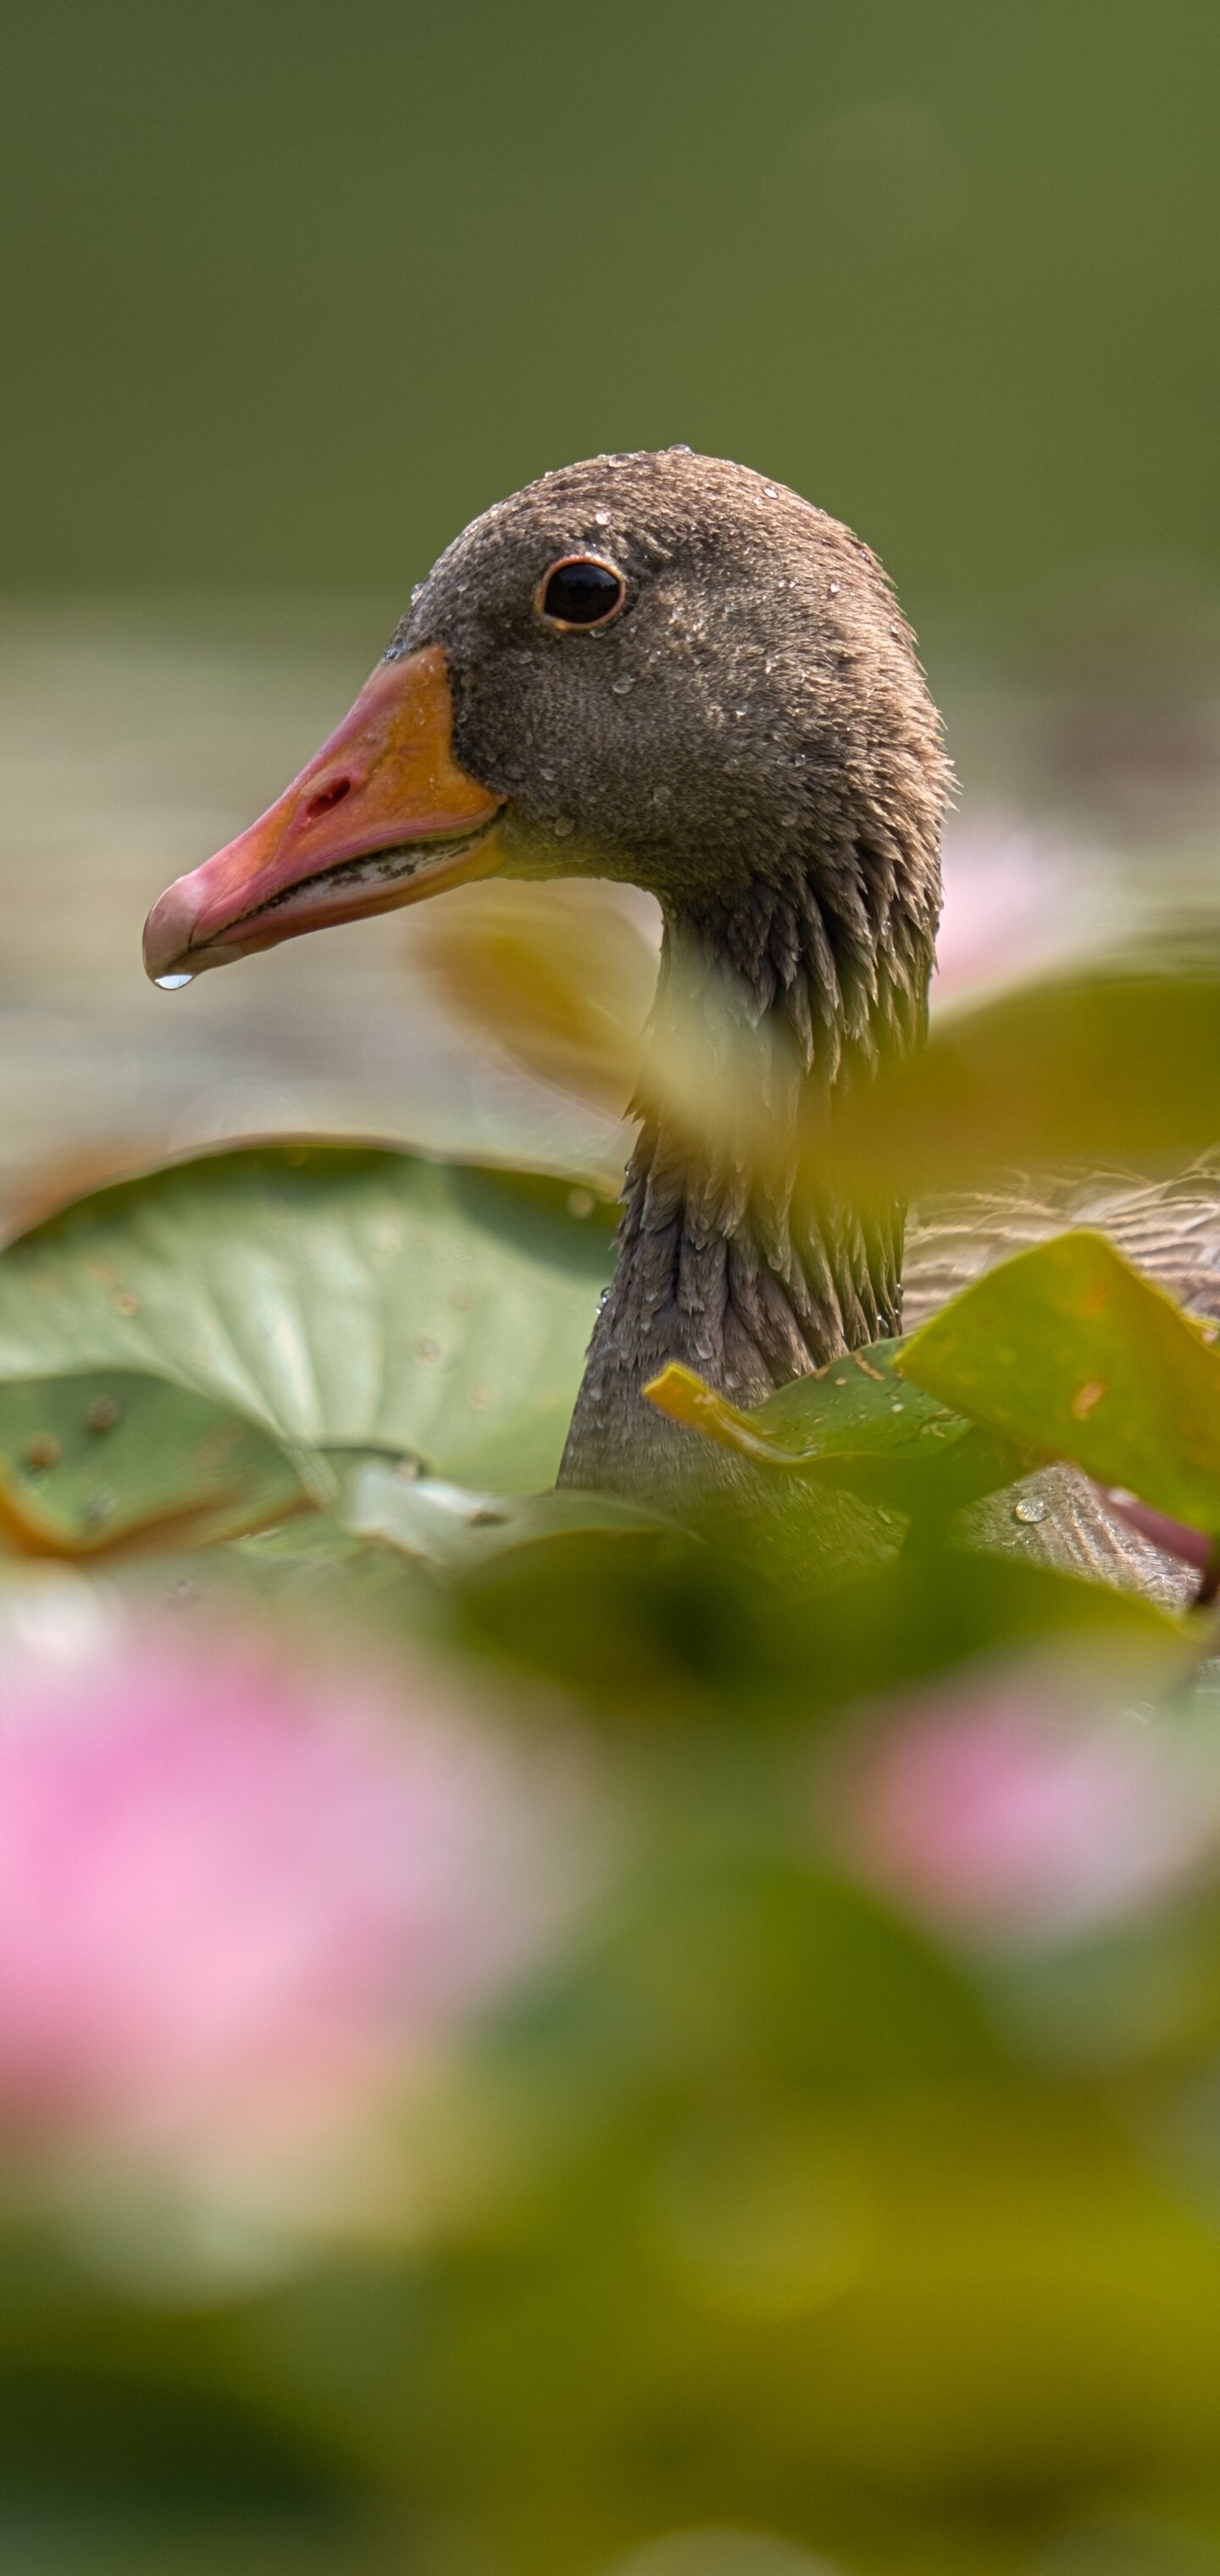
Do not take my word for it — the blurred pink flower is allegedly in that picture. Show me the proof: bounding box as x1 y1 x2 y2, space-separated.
934 813 1116 1005
833 1657 1220 1944
0 1602 568 2190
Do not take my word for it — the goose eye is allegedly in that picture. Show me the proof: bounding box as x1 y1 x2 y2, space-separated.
536 555 626 630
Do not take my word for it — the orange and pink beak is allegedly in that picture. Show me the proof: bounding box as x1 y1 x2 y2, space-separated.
142 645 507 985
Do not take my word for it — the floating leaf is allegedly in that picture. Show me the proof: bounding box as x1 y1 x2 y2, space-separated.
0 1144 615 1494
347 1464 674 1575
645 1343 1025 1518
899 1228 1220 1537
0 1368 310 1557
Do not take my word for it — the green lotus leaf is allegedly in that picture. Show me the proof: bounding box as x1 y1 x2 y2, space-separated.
347 1463 674 1574
0 1367 312 1557
0 1144 615 1493
899 1227 1220 1536
646 1342 1026 1518
645 1342 956 1462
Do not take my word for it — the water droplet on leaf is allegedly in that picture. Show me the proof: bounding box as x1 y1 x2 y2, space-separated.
1071 1379 1106 1420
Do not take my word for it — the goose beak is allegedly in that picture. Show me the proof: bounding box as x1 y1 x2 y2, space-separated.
142 645 507 984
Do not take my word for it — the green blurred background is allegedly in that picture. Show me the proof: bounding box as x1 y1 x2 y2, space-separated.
4 0 1219 623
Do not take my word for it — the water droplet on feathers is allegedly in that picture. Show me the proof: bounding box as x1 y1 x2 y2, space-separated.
611 674 635 695
1014 1495 1048 1524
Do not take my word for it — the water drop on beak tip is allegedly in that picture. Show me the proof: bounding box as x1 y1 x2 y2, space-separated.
154 973 194 991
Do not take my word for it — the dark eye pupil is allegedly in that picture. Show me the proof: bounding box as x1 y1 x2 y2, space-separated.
542 560 623 625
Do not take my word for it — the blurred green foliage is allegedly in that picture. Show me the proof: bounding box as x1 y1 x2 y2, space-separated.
3 0 1219 624
808 974 1220 1198
0 960 1216 2569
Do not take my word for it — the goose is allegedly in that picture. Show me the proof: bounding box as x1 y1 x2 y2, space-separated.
143 448 1201 1602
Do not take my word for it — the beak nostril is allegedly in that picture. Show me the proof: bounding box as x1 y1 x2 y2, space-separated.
303 776 353 824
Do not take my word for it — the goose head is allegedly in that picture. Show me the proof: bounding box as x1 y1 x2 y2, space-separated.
144 449 950 1496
